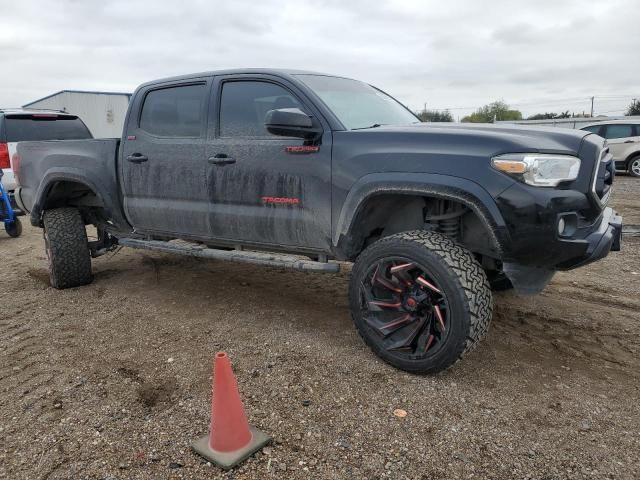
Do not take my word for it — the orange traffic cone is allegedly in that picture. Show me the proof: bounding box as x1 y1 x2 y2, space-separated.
191 352 270 470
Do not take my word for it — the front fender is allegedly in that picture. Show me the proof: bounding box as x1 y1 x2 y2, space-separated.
333 172 510 256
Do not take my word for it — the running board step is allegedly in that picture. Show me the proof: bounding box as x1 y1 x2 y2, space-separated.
118 238 340 273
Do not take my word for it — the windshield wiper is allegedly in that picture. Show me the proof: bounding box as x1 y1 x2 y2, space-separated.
352 123 385 130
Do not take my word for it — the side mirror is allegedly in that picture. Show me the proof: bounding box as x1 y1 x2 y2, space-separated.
265 108 322 139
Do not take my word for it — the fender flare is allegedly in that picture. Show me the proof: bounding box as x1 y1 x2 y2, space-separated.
333 172 510 256
31 168 118 227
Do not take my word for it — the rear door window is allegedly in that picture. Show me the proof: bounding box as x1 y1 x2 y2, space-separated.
603 124 633 139
4 115 93 141
139 84 206 137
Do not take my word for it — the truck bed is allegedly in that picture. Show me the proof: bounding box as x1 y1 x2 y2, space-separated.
15 138 123 227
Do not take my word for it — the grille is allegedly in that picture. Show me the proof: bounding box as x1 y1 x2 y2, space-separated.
591 144 613 206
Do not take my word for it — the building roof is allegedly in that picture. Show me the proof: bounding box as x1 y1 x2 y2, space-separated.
23 90 132 107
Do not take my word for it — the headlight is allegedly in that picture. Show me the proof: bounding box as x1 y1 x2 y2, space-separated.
491 153 581 187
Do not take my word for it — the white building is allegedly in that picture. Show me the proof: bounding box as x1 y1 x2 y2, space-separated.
498 115 640 130
23 90 131 138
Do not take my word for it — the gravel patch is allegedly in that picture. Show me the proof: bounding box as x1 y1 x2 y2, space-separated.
0 177 638 479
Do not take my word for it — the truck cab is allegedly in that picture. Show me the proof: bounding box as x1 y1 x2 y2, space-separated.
119 73 334 251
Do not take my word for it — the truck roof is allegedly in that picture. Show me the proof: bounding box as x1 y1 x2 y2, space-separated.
138 68 346 88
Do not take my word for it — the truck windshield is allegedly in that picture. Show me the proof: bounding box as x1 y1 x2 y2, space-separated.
296 75 419 130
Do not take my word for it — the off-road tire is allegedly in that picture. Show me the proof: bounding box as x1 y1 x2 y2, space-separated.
43 208 92 289
5 218 22 238
627 155 640 178
349 230 492 374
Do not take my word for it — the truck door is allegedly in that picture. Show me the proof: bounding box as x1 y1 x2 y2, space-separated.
120 79 212 237
204 75 332 250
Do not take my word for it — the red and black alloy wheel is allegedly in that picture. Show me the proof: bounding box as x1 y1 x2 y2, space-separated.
359 258 451 358
349 230 492 374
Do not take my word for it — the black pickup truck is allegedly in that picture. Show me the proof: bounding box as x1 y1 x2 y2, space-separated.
14 69 622 374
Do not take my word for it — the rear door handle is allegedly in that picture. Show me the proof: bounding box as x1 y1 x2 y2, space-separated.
624 140 635 143
208 153 236 166
127 154 148 163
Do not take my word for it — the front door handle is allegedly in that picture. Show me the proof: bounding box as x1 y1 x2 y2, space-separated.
624 140 635 144
127 153 148 163
208 153 236 166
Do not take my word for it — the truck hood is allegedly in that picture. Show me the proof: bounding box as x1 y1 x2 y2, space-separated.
364 122 590 155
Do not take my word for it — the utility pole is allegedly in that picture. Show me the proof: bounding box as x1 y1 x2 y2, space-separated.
590 96 595 117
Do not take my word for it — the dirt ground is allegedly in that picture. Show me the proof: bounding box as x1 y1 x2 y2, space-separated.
1 177 638 480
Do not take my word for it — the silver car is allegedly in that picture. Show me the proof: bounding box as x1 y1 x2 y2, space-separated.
581 120 640 177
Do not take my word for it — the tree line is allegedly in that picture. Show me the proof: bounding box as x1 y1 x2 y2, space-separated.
415 99 640 122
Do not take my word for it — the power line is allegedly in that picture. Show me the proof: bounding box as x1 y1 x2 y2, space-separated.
590 94 640 98
590 98 636 104
427 96 590 111
425 94 639 114
595 109 628 115
510 97 594 107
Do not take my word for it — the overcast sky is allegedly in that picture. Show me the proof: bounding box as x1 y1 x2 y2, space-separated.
2 0 639 120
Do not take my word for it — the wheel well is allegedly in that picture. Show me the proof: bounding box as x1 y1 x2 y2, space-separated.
343 194 500 261
40 180 106 225
626 151 640 167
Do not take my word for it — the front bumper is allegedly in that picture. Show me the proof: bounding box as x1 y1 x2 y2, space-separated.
495 172 623 268
500 208 621 295
559 207 621 269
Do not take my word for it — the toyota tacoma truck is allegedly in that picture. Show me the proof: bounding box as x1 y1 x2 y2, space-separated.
13 69 622 374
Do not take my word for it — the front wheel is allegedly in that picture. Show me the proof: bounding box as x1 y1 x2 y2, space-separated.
628 156 640 177
349 230 492 374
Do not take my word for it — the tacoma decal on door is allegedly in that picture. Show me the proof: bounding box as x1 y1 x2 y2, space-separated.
261 196 301 205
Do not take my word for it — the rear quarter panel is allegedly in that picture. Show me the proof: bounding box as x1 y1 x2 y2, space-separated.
15 139 127 228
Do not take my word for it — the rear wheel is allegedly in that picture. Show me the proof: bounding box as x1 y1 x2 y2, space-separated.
628 156 640 177
4 218 22 238
349 230 492 374
43 208 92 289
